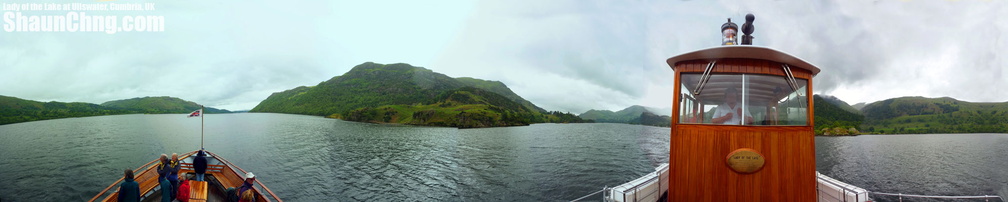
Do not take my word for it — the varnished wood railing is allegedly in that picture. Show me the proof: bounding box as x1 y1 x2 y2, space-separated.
206 150 283 202
88 157 160 202
89 150 283 202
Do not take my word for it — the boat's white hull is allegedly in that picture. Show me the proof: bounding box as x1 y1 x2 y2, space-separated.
605 163 669 202
816 172 869 202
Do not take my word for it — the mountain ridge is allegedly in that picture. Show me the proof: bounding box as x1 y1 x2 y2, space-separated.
251 62 585 128
0 95 230 125
859 96 1008 134
578 105 670 127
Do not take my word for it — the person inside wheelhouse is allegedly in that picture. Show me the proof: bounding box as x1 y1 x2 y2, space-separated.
678 74 808 126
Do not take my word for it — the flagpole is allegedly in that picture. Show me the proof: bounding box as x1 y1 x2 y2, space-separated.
203 105 207 149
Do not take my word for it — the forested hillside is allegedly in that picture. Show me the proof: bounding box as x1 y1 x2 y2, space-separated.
813 95 864 135
0 95 229 125
860 97 1008 134
101 96 230 114
251 62 585 128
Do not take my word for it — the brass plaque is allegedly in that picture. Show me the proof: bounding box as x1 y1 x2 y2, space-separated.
726 148 765 174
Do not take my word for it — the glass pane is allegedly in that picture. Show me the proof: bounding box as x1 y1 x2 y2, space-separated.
679 73 808 126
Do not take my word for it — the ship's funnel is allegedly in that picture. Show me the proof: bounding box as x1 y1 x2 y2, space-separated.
741 13 755 45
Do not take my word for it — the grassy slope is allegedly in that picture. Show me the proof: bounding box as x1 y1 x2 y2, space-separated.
337 87 561 128
860 96 1008 134
813 95 864 131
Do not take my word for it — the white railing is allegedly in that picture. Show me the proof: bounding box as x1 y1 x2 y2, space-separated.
871 192 1004 202
573 170 1003 202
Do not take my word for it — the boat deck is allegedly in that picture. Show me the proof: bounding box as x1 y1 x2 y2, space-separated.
90 150 282 202
138 178 228 202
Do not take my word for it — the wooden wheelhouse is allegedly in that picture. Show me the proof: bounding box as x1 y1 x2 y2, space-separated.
666 45 821 201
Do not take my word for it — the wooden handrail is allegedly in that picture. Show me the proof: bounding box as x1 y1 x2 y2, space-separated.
88 157 161 202
205 150 283 202
88 150 198 202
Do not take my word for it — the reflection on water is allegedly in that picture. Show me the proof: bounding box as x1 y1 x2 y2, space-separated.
0 113 669 201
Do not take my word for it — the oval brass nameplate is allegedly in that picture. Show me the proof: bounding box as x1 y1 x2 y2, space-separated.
726 148 765 174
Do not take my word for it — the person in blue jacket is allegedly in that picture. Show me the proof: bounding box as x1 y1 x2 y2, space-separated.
117 169 140 202
194 149 208 181
168 153 181 201
156 154 169 180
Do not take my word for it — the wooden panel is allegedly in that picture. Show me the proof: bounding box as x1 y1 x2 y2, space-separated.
669 56 817 202
190 181 208 201
668 125 816 201
674 59 814 80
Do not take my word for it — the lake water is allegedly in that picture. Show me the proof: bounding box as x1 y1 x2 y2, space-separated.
816 134 1008 202
1 114 1005 202
0 113 669 201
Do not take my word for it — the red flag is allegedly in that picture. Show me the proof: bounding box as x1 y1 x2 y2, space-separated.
188 109 202 117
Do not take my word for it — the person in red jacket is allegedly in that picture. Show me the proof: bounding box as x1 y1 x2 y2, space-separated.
176 176 191 202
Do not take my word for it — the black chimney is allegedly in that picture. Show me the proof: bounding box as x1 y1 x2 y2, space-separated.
741 13 754 45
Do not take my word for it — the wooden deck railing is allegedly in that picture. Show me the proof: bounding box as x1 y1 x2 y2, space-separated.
89 150 282 202
206 150 283 202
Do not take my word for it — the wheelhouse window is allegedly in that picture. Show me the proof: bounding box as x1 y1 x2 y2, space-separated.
679 73 808 126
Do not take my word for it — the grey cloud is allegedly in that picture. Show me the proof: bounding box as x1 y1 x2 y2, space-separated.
5 0 1005 113
434 0 652 113
722 0 1008 103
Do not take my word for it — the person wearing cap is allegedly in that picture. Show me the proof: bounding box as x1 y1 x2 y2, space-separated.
238 172 256 198
117 169 140 202
194 149 208 181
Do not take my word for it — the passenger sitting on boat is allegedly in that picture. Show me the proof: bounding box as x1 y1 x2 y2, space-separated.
117 169 140 202
194 149 208 181
168 153 182 201
239 189 255 202
712 87 753 125
238 172 256 196
177 176 191 202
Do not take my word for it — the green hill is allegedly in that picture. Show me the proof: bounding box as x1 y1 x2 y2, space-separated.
250 62 586 128
813 95 864 134
0 95 127 125
0 95 229 125
579 105 670 127
629 111 671 127
455 77 546 112
579 105 649 123
860 96 1008 134
101 96 231 114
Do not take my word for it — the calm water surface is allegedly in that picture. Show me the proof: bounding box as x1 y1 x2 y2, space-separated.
0 113 669 201
3 114 1006 201
817 134 1008 202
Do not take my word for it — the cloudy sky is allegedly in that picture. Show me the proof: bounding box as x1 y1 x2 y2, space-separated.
2 0 1006 113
